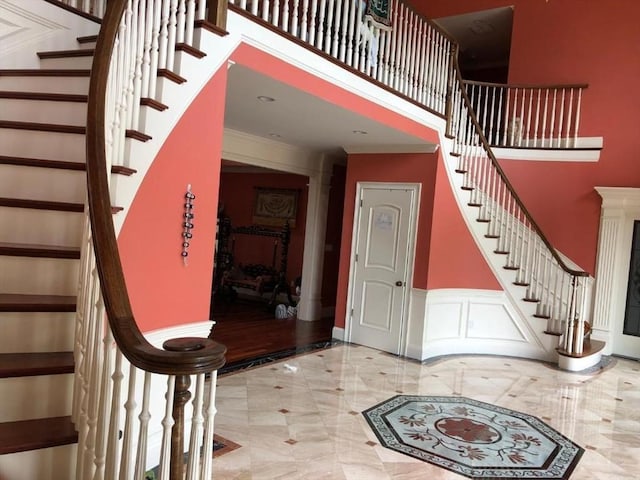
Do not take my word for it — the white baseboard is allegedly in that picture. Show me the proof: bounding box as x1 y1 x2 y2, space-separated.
332 326 345 341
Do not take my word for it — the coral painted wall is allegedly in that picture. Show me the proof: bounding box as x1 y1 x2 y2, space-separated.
333 153 500 329
414 0 640 274
117 69 228 332
217 171 308 283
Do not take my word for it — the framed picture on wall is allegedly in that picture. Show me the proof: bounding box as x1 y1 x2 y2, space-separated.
253 187 299 228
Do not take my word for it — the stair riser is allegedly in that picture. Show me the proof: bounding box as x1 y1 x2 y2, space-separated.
0 76 89 95
0 207 84 247
0 374 73 423
0 257 79 296
0 163 86 204
38 56 93 70
0 98 87 126
0 444 76 480
0 129 85 163
0 313 75 353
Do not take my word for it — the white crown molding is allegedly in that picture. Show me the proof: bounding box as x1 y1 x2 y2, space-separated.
342 143 439 154
595 186 640 210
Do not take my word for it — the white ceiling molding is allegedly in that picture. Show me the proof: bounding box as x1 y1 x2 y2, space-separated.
342 143 439 155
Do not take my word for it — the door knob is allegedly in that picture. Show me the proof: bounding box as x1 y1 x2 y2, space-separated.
395 281 403 287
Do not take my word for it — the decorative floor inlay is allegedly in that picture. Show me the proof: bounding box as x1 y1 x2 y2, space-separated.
363 395 584 479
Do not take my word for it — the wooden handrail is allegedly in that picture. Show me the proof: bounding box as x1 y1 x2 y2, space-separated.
86 1 226 375
450 52 589 278
463 79 589 90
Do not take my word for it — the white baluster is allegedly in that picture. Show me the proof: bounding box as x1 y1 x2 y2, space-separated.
300 0 309 41
315 0 326 49
574 88 583 147
549 88 558 148
197 0 207 20
185 0 196 45
185 374 205 480
250 0 258 15
148 0 162 99
200 373 218 480
176 0 186 44
324 0 335 55
564 88 575 148
291 0 299 36
118 363 137 480
133 372 153 480
166 0 179 71
104 349 123 480
262 0 271 21
309 0 318 47
157 376 176 480
91 323 116 480
333 0 343 59
158 0 171 69
524 87 533 147
533 87 541 147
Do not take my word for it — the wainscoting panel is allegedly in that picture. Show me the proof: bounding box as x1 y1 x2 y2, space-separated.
409 289 549 362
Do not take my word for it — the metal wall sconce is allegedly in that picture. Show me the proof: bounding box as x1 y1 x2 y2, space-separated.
182 184 195 264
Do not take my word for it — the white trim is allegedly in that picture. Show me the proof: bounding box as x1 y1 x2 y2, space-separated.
343 143 439 155
557 351 602 372
592 187 640 358
332 326 345 341
492 137 603 162
344 182 420 356
144 321 214 349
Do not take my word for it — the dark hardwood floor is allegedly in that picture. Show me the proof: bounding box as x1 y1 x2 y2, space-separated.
209 296 335 367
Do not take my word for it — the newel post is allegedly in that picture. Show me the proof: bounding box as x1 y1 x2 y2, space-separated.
163 337 206 480
207 0 228 30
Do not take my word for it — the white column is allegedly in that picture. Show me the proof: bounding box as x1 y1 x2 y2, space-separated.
592 187 640 354
297 157 333 321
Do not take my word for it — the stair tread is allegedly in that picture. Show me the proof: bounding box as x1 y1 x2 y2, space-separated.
0 352 74 378
557 339 606 359
0 155 136 175
0 293 76 312
37 48 94 59
0 69 90 77
0 120 85 134
0 416 77 455
0 197 84 213
0 91 87 102
0 242 81 259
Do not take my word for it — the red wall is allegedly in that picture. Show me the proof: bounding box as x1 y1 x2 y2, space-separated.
218 172 308 282
333 153 500 329
415 0 640 274
117 69 227 332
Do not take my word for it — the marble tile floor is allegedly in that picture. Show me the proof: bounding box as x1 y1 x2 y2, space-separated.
211 344 640 479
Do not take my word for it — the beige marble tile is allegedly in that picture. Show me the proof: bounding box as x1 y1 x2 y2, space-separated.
209 345 640 479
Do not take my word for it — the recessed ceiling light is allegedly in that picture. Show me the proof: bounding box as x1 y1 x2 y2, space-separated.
353 130 368 135
257 95 275 102
269 133 281 138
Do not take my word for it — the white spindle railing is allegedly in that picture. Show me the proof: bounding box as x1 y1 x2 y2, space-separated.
463 80 588 149
58 0 108 17
448 66 592 357
229 0 454 116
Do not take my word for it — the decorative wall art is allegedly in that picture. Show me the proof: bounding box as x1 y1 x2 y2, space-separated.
252 187 299 228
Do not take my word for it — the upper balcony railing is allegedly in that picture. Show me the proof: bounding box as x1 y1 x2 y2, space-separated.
464 80 588 149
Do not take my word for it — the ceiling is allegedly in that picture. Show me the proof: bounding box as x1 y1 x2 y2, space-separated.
222 7 513 170
223 64 435 164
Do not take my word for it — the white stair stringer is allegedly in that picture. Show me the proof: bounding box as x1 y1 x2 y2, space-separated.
440 136 562 362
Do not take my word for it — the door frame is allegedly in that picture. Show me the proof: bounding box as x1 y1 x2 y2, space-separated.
344 182 421 355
